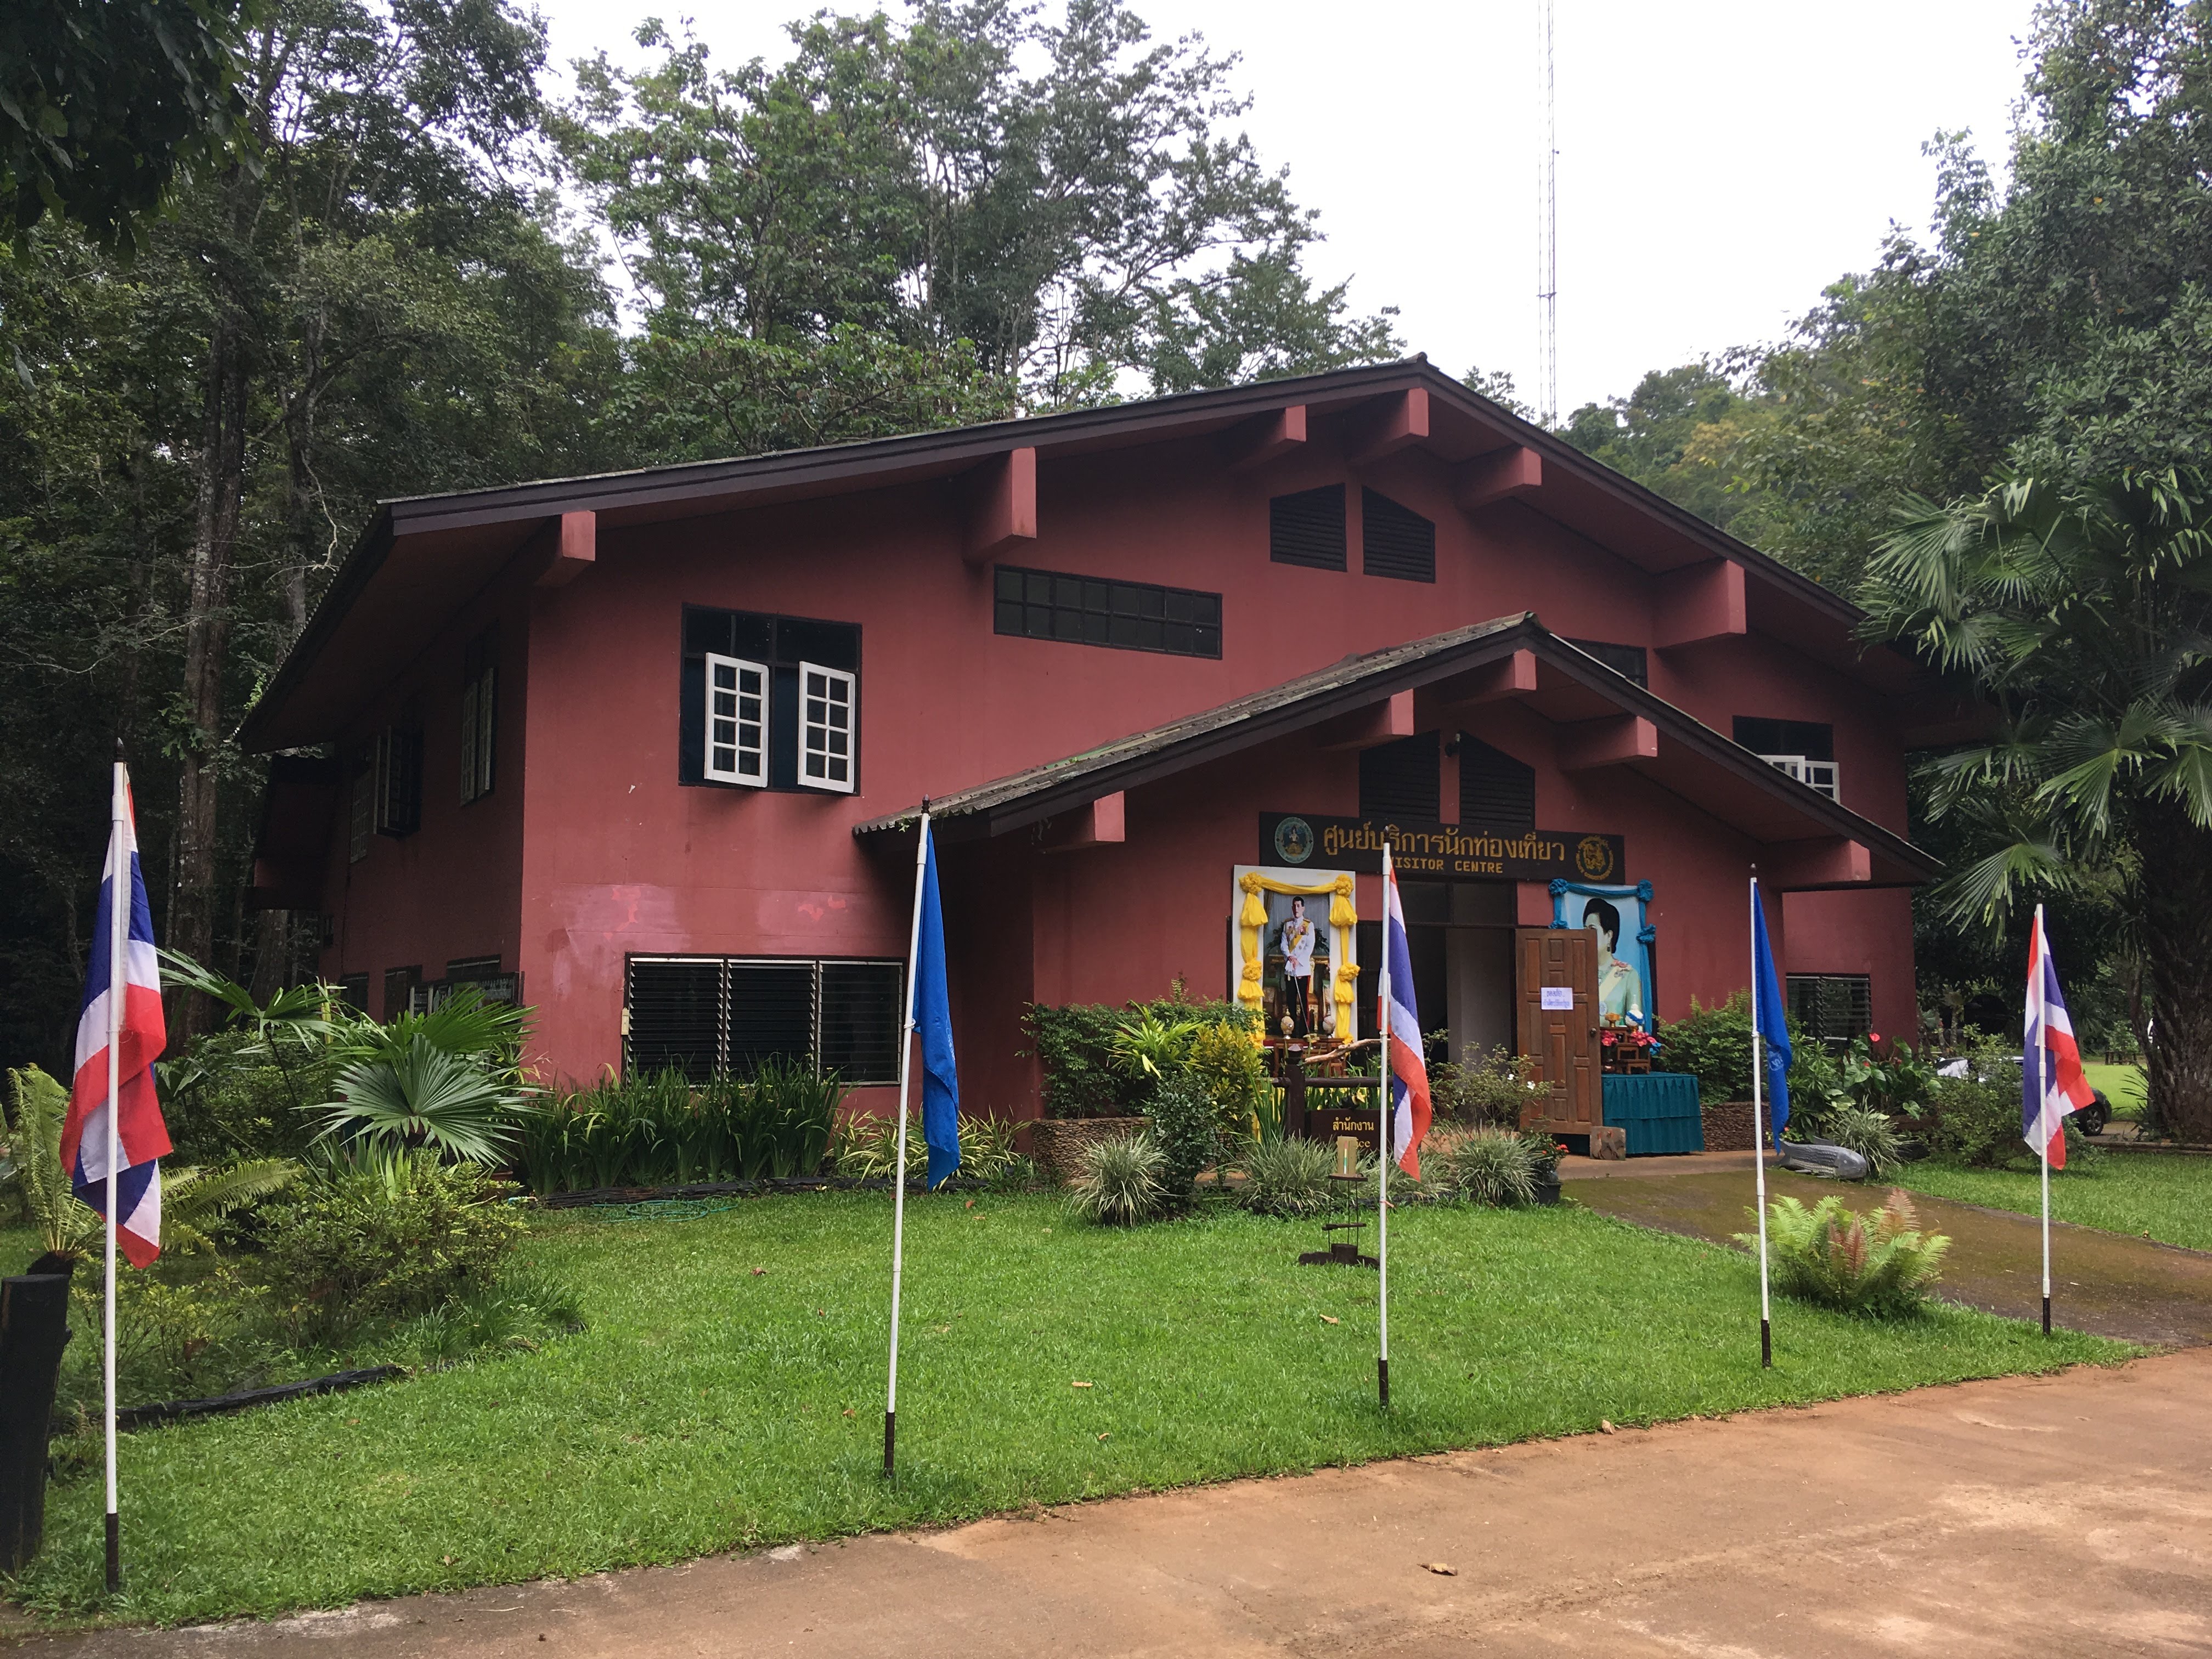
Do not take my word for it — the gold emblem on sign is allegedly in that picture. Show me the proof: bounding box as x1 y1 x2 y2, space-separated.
1576 836 1616 880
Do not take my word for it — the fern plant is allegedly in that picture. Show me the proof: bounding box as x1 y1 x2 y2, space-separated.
1737 1190 1951 1317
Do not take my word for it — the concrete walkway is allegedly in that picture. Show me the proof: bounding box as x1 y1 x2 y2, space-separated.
1566 1163 2212 1346
18 1352 2209 1658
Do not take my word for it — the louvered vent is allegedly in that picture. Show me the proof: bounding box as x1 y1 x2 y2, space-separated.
627 959 724 1081
1361 489 1435 583
727 963 816 1075
1458 735 1535 831
821 962 903 1081
1270 486 1347 570
1359 732 1440 820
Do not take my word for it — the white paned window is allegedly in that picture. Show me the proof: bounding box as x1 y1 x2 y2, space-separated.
1760 754 1840 801
799 662 856 792
704 653 768 786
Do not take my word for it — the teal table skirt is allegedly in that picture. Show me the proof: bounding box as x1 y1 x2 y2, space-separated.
1601 1071 1706 1156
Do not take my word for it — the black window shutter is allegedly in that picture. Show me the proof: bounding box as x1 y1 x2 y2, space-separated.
1458 735 1535 831
820 961 904 1084
628 960 725 1081
1566 639 1649 688
1734 716 1833 760
1361 489 1435 583
1358 732 1440 820
1270 486 1347 570
726 962 815 1075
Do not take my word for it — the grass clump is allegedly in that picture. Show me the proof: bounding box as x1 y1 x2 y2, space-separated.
1431 1127 1539 1206
1067 1133 1167 1224
1235 1138 1336 1217
1739 1189 1951 1317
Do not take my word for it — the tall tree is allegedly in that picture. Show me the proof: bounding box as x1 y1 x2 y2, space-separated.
1864 466 2212 1139
564 0 1399 444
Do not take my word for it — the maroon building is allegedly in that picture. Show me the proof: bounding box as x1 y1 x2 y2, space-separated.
240 360 1942 1132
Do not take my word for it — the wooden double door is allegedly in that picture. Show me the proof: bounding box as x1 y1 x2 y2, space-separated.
1515 928 1598 1136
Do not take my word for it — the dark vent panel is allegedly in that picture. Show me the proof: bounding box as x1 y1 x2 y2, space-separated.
1270 486 1347 570
1361 489 1435 583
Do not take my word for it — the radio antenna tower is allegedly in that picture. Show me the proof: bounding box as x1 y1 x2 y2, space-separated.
1535 0 1558 428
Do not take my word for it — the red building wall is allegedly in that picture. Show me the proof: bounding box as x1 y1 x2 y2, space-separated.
319 415 1919 1092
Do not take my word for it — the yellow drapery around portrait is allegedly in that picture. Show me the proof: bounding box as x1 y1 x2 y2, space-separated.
1236 872 1357 1009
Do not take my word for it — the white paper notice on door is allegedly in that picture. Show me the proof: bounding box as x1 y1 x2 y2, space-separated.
1539 986 1575 1011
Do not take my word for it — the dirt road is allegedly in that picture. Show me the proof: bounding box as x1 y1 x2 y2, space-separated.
20 1350 2210 1658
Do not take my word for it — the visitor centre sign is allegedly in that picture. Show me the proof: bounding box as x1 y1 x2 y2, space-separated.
1260 812 1626 884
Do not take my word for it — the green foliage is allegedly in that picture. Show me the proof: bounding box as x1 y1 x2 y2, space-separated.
6 1062 84 1258
1796 1103 1909 1180
1656 994 1756 1103
261 1155 524 1342
1428 1041 1545 1127
826 1108 1031 1188
1559 363 1765 535
1023 994 1258 1119
1146 1075 1221 1202
1108 1009 1201 1094
1065 1132 1167 1226
1790 1035 1938 1130
1184 1022 1271 1141
1739 1190 1951 1318
522 1063 847 1191
159 1158 302 1254
313 1035 540 1170
1430 1126 1539 1207
2 0 263 256
1923 1045 2030 1168
1233 1137 1335 1217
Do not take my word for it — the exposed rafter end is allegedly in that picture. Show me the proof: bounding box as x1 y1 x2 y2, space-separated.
1224 404 1307 471
1653 559 1746 648
1453 447 1543 512
1309 690 1415 751
1762 837 1872 889
535 510 596 588
963 447 1036 566
1039 792 1125 853
1557 714 1658 771
1345 388 1429 465
1434 648 1538 713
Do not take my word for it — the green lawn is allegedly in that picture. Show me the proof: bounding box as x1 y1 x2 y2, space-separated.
2083 1061 2147 1116
1894 1151 2212 1254
5 1193 2126 1627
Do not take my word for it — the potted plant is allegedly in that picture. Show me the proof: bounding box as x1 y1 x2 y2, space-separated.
1523 1133 1567 1204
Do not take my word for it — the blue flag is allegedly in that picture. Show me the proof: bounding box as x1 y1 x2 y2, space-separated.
914 825 961 1189
1751 883 1792 1147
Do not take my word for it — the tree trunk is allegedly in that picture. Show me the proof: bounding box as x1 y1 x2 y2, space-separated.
170 312 251 1039
2138 795 2212 1143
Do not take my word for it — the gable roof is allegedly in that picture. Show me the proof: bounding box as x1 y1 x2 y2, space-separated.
236 357 1915 752
854 614 1940 890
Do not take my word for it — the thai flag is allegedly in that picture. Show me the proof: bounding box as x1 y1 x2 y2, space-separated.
1382 861 1432 1177
63 778 171 1266
2023 910 2094 1171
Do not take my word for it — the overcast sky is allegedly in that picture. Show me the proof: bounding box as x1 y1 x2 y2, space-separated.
535 0 2040 417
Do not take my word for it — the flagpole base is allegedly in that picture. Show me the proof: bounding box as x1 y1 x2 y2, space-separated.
882 1410 896 1479
2042 1295 2051 1336
1377 1357 1389 1408
104 1511 119 1594
1759 1318 1771 1370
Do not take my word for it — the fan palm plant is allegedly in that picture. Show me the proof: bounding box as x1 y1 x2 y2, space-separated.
311 1035 538 1168
1863 466 2212 1141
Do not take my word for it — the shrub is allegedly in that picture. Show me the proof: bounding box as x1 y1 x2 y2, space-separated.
1429 1042 1545 1127
1799 1102 1907 1177
521 1063 845 1191
1187 1022 1272 1142
1066 1133 1167 1224
1738 1189 1951 1317
1147 1074 1223 1200
1656 993 1756 1103
161 1030 327 1162
1024 991 1262 1119
830 1109 1029 1186
1923 1048 2026 1167
1431 1126 1539 1206
262 1156 524 1341
1235 1138 1336 1217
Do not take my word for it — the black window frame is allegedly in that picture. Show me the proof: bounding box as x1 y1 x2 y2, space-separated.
1787 973 1872 1045
624 953 905 1085
1360 488 1436 583
373 721 423 838
992 565 1222 659
1734 717 1835 761
460 628 498 805
1269 485 1347 571
1567 639 1649 689
680 606 862 791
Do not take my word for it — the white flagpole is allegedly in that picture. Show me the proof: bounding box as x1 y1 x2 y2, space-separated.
2036 904 2053 1336
104 759 126 1591
883 809 932 1478
1750 870 1773 1370
1376 844 1391 1409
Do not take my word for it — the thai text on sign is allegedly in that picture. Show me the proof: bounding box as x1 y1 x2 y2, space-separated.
1260 813 1625 884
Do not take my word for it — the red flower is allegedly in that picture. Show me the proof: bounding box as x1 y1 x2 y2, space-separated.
1869 1032 1883 1043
